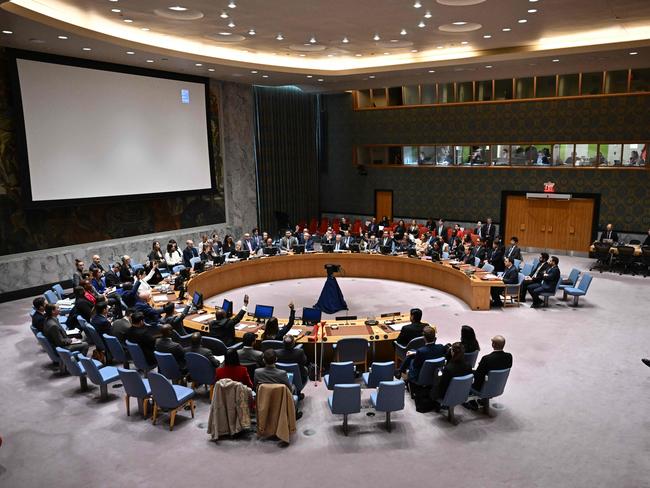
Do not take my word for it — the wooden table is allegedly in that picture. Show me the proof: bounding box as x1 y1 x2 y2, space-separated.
589 243 642 256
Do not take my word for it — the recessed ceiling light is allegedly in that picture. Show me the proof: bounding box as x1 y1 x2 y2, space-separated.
208 68 215 71
82 47 91 51
227 20 235 28
306 75 313 78
111 8 121 13
228 0 236 8
411 49 418 52
2 30 13 34
453 21 467 25
141 27 150 31
327 54 334 57
373 33 380 41
262 74 269 78
502 27 511 31
195 63 202 66
414 1 422 8
528 9 537 13
310 36 317 43
251 70 258 74
428 69 435 73
552 58 560 62
126 51 135 54
123 19 133 23
529 0 538 2
518 19 527 23
146 59 154 63
276 33 284 40
418 20 426 28
369 75 376 78
168 6 188 11
220 11 228 18
355 53 362 57
383 52 390 55
485 65 492 68
436 45 443 49
57 35 68 39
342 36 349 43
400 29 407 35
317 78 324 82
483 34 492 38
299 54 306 57
248 28 255 35
218 32 232 36
461 41 468 45
629 51 638 55
424 11 432 18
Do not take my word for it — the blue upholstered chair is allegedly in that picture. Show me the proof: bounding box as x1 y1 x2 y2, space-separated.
52 284 65 300
394 336 425 365
473 257 481 267
412 357 445 388
56 347 99 391
76 315 90 334
171 330 193 347
481 262 495 273
370 380 405 432
154 351 185 384
36 332 64 373
103 334 129 368
521 262 533 277
78 356 120 401
189 256 201 269
464 350 479 369
324 361 355 390
172 265 186 274
564 273 593 307
470 368 511 416
201 336 233 357
148 372 196 431
439 374 474 424
117 368 152 417
540 276 563 307
334 337 370 371
362 361 395 388
44 290 58 305
559 268 581 299
513 258 522 270
125 340 155 375
276 362 306 394
185 352 217 399
131 263 144 273
260 339 283 352
328 384 361 436
85 324 106 357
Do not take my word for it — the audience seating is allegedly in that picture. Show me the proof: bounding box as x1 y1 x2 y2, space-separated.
559 268 581 300
52 284 65 300
369 380 405 432
563 273 594 306
56 347 94 391
439 374 474 425
513 258 522 270
36 332 65 373
148 372 195 431
78 356 120 401
85 324 107 359
277 362 306 394
44 290 58 305
590 243 612 272
171 330 193 347
470 368 511 417
521 262 533 277
201 336 228 356
117 368 152 418
103 334 129 368
410 357 445 391
154 351 185 384
125 340 155 375
76 315 90 334
613 245 637 275
324 361 355 390
362 361 395 388
394 336 425 365
172 265 186 274
328 384 361 436
481 263 495 273
260 339 283 352
464 351 479 369
185 352 217 399
502 273 525 307
333 338 369 371
539 277 563 307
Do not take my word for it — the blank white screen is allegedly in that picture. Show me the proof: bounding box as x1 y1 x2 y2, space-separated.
16 59 212 201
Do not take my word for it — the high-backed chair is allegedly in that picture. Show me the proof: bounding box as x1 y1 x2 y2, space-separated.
470 368 511 416
590 242 611 272
370 380 405 432
76 315 90 334
439 374 474 424
521 262 533 277
539 277 562 307
185 352 217 399
52 284 66 300
44 290 58 305
276 362 306 394
260 340 283 352
464 350 479 369
125 340 155 375
564 273 594 306
56 347 93 391
154 351 185 384
503 273 525 307
559 268 581 300
513 258 522 270
328 384 361 436
473 257 481 267
78 356 120 401
117 367 152 417
85 324 107 359
614 245 637 275
148 371 195 431
324 361 355 390
411 357 445 388
103 334 129 368
36 333 64 373
394 336 425 366
334 337 369 371
362 361 395 388
481 263 495 273
200 336 228 356
171 330 193 347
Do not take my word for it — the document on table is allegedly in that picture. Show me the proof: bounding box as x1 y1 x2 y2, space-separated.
287 329 301 336
387 322 409 331
152 295 170 303
192 313 213 323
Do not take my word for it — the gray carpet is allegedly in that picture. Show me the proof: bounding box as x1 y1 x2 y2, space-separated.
1 255 649 488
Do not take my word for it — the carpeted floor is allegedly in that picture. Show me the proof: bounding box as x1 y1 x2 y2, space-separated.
1 255 649 488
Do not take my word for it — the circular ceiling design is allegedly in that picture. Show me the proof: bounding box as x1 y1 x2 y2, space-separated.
438 22 483 32
153 8 205 21
205 33 246 43
289 44 328 52
376 40 414 49
436 0 487 5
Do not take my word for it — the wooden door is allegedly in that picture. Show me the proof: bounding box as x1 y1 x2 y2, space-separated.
504 196 528 243
546 200 570 251
567 198 595 251
375 190 393 221
526 199 550 249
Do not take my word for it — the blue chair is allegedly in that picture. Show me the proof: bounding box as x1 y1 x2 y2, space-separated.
201 336 228 356
481 263 495 273
78 356 121 401
442 252 450 259
328 384 361 436
394 336 425 365
125 340 156 375
464 350 479 369
117 368 152 417
473 257 481 267
334 337 370 371
362 361 395 388
154 351 185 384
539 276 563 307
513 258 522 270
85 324 106 357
324 361 355 390
370 380 405 432
530 257 539 270
470 368 511 416
131 263 144 273
558 268 581 300
564 273 593 307
36 333 64 373
52 284 65 300
76 315 90 334
103 334 129 368
56 347 89 390
439 374 474 424
171 330 193 347
277 362 306 394
148 372 196 430
521 262 533 277
185 352 217 399
503 272 525 307
44 290 58 304
189 256 201 269
260 339 283 352
172 265 186 274
412 357 445 388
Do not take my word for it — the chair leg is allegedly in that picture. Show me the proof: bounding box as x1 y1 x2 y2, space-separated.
573 296 580 307
447 405 459 425
100 384 108 401
189 400 195 418
152 402 158 425
209 384 215 401
343 414 349 436
385 411 392 432
169 409 177 431
125 395 131 416
79 376 88 391
136 397 145 416
483 398 492 417
143 398 149 418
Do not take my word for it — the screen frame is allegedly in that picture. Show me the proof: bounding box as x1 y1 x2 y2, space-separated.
8 49 217 208
254 304 274 319
301 307 322 323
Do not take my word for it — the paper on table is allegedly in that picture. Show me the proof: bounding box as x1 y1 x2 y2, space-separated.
192 313 213 323
152 295 170 303
235 324 248 330
388 322 409 331
286 329 301 336
482 273 500 280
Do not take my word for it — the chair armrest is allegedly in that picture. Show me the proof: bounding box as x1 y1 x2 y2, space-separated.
227 342 243 351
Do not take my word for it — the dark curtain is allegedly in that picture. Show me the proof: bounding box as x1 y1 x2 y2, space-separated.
254 86 319 235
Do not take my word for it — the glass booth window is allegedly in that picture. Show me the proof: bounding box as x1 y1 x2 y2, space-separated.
511 145 528 166
529 144 552 165
622 143 647 166
457 82 473 102
402 146 419 165
598 144 622 167
536 76 556 98
388 146 403 164
476 80 493 101
492 145 510 165
435 145 453 165
421 84 436 104
439 83 455 103
418 146 436 165
453 146 471 165
605 70 628 94
370 147 387 165
630 69 650 92
574 144 598 166
558 74 579 96
516 77 534 99
581 72 603 95
495 79 514 100
402 86 420 105
357 89 372 108
553 144 575 166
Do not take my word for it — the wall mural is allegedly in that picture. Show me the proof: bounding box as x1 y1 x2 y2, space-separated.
0 50 225 256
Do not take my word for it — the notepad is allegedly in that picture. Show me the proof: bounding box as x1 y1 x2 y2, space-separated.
192 313 213 323
287 329 301 336
235 324 248 330
388 322 409 331
481 273 500 280
152 295 170 303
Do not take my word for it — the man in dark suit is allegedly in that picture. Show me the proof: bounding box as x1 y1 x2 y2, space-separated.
182 240 199 268
184 332 221 368
472 335 513 392
134 289 164 324
406 325 447 381
238 332 264 366
380 232 395 253
110 308 132 343
155 324 187 369
333 234 348 252
481 218 497 246
528 256 561 308
303 232 315 251
209 294 249 346
368 217 380 237
342 231 355 249
104 262 122 288
275 335 310 384
520 252 550 302
90 302 112 335
491 257 520 307
505 236 522 262
599 223 619 243
241 233 258 253
253 349 292 391
488 240 505 273
126 311 157 365
472 238 488 265
395 308 426 348
31 297 47 332
435 219 448 243
43 304 89 355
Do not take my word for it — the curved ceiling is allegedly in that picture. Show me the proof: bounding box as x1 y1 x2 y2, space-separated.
0 0 650 90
